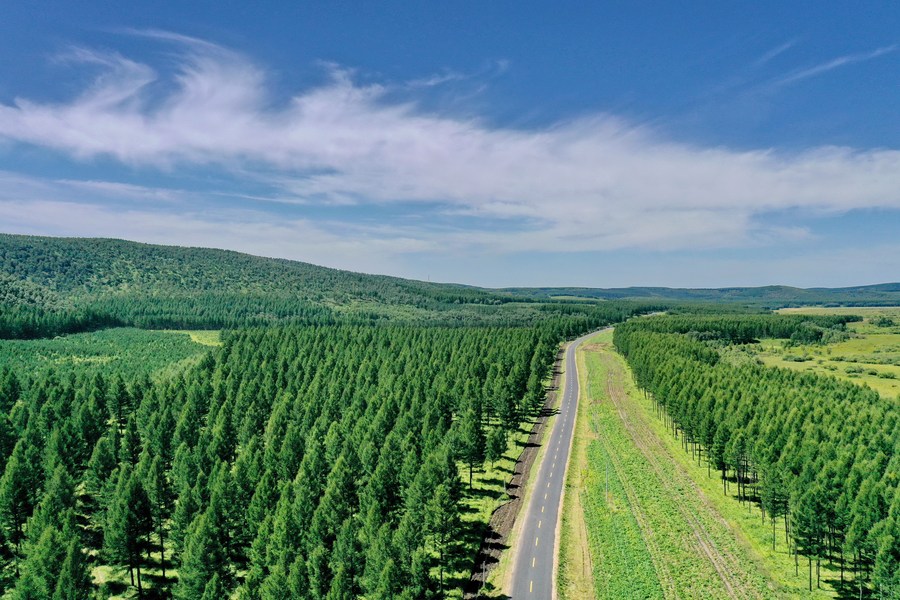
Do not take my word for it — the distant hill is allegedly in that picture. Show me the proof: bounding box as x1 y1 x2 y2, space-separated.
2 233 896 338
0 234 505 308
0 234 535 337
1 234 656 338
501 284 900 307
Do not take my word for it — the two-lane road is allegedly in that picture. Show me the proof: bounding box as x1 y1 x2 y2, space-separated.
510 330 600 598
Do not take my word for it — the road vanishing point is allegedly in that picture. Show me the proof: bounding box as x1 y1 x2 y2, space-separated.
509 329 600 598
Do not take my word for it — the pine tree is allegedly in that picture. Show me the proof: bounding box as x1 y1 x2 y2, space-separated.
85 434 117 497
25 464 75 547
122 414 142 466
327 517 361 600
12 525 65 599
75 393 106 465
104 465 153 594
0 369 21 414
52 536 93 600
145 454 172 579
176 509 223 599
176 482 231 600
0 441 40 573
456 407 485 489
486 426 506 469
425 482 459 596
200 573 228 600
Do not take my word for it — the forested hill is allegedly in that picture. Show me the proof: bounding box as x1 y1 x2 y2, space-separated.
503 283 900 306
0 234 504 308
0 234 518 338
0 234 665 338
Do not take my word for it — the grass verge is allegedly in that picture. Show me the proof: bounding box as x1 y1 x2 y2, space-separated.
558 336 596 600
575 331 787 599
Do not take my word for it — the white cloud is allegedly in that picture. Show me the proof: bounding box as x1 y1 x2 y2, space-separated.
0 33 899 258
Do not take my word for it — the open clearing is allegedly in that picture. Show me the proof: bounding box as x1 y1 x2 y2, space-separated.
760 307 900 398
566 330 832 599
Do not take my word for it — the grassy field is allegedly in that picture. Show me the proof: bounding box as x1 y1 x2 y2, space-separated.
758 307 900 398
560 332 662 599
569 330 826 599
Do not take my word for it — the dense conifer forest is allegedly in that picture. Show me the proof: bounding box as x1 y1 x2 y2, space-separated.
614 315 900 596
0 235 664 597
0 325 570 597
4 235 900 598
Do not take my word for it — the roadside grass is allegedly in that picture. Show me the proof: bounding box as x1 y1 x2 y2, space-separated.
558 338 596 600
599 339 839 598
562 330 663 600
577 333 783 599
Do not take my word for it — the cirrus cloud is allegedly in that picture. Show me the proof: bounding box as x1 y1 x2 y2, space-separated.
0 31 899 258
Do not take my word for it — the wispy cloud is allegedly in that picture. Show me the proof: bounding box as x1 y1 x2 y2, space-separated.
751 40 796 68
770 44 897 88
0 33 899 261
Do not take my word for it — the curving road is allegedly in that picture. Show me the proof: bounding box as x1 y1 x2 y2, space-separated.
510 330 601 599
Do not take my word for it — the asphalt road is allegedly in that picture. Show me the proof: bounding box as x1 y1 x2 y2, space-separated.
510 330 601 599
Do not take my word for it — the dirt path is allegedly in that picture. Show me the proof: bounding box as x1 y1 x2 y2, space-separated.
600 352 764 600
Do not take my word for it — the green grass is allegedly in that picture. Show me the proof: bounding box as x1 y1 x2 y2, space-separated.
602 337 849 598
559 340 596 600
157 329 222 346
577 333 787 599
0 327 213 380
759 308 900 398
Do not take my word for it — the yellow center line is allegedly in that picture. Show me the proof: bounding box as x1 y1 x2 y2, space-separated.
530 580 533 593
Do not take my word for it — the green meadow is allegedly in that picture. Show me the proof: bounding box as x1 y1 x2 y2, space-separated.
760 307 900 399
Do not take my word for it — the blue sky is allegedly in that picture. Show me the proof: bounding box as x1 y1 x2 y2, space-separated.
1 1 898 288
